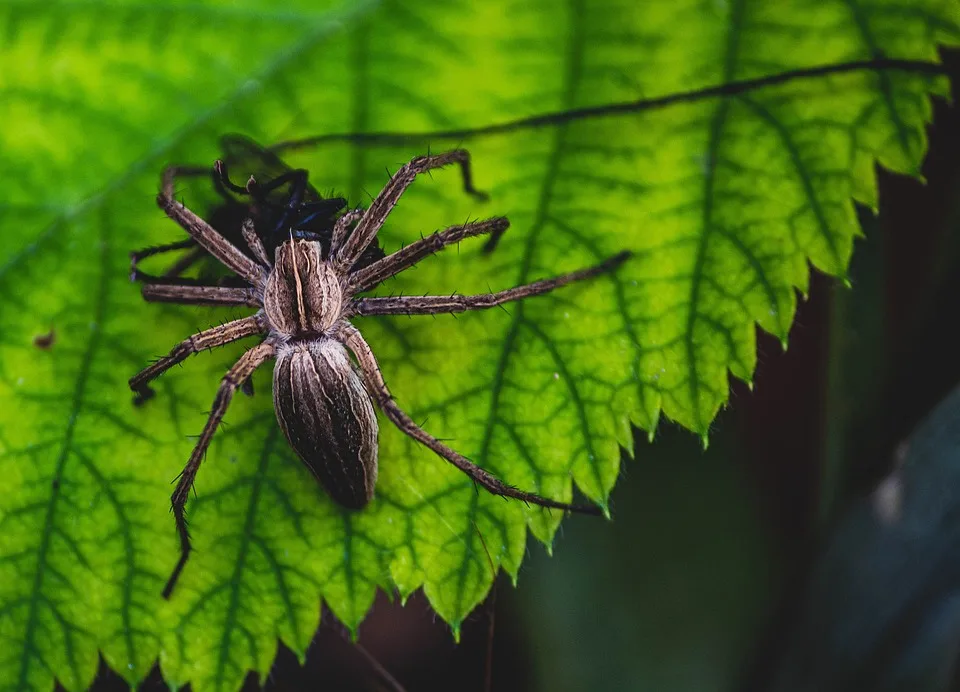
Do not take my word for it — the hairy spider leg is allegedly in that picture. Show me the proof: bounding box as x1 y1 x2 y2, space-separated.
338 323 602 516
133 220 272 287
156 191 266 286
350 251 631 316
128 164 211 279
334 150 488 272
330 209 365 260
131 160 284 280
164 341 276 598
140 284 259 307
140 164 223 278
240 218 271 267
131 162 239 281
349 217 510 294
128 314 265 404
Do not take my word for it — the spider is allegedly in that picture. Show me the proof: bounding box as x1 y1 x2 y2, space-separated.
130 148 631 597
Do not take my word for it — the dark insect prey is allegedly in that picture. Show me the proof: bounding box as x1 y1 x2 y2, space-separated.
130 134 386 290
130 146 630 597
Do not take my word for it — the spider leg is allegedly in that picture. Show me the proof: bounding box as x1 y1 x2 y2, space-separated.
240 218 271 266
136 162 269 282
337 323 602 516
140 283 260 307
129 239 208 283
163 341 275 598
330 209 365 259
269 137 486 210
130 238 196 265
348 217 510 294
157 191 265 286
132 164 225 281
211 158 250 195
350 251 630 316
129 314 265 404
333 150 487 273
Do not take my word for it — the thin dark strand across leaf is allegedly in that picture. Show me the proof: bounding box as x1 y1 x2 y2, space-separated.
270 58 948 152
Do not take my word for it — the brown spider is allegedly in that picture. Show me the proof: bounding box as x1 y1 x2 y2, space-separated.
130 149 630 597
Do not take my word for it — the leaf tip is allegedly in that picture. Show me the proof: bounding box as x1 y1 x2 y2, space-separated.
700 434 710 451
451 621 462 643
588 494 611 518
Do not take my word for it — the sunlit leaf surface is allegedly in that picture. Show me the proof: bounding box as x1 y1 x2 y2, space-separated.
0 0 956 689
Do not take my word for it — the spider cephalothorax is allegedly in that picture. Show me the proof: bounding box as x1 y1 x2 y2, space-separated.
130 148 630 597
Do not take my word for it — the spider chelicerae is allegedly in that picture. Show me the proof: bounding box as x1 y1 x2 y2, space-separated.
130 147 630 597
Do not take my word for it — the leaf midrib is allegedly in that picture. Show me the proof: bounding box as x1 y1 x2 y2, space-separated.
843 0 914 158
74 450 139 672
684 0 746 433
15 201 110 691
738 94 840 276
213 427 278 692
8 8 382 688
477 0 586 474
466 0 593 616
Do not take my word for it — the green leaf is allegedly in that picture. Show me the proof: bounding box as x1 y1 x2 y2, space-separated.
0 0 956 690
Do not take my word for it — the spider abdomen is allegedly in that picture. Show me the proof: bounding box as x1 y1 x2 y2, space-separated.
273 339 378 509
